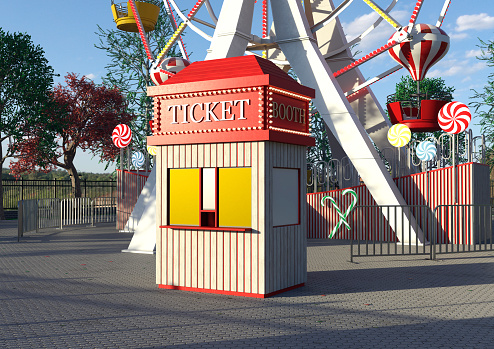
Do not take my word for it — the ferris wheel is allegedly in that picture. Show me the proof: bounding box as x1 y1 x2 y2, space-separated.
112 0 454 244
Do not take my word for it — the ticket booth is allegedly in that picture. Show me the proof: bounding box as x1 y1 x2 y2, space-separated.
148 55 315 297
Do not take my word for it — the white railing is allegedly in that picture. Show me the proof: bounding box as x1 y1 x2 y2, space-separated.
17 197 117 240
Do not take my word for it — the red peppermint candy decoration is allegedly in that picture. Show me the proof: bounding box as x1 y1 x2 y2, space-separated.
438 102 471 134
112 124 132 148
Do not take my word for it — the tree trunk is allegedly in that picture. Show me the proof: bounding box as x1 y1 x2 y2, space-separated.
67 163 82 197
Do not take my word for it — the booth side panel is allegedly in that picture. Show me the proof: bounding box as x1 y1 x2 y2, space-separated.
264 142 307 294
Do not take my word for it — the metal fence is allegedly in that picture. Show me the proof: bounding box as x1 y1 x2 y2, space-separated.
3 178 116 211
18 197 117 241
350 204 494 261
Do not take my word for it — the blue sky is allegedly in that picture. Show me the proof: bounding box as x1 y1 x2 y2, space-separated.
2 0 493 173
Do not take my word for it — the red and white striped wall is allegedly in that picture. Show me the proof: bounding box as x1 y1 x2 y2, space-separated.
307 162 490 243
117 170 151 230
156 141 307 297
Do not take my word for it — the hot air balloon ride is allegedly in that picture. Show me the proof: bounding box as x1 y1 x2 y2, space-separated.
386 23 451 132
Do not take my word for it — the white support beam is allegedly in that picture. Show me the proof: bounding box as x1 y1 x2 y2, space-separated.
205 0 255 60
270 0 424 243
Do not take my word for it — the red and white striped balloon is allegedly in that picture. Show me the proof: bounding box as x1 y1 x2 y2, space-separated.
112 124 132 148
150 57 191 86
388 23 450 81
438 102 471 134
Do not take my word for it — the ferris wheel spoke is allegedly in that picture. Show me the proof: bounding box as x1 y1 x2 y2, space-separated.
436 0 452 27
191 17 216 29
204 0 218 24
162 0 189 59
407 0 424 32
167 0 212 41
155 0 211 65
344 65 402 97
127 0 155 61
333 39 405 78
311 0 354 33
322 0 399 59
362 0 402 29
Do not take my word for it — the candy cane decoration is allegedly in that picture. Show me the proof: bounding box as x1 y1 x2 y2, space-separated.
128 0 154 61
321 189 358 239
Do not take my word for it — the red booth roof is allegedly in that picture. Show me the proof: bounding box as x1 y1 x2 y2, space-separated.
148 55 315 98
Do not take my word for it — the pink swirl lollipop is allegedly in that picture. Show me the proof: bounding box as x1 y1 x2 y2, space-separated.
112 124 132 148
438 102 471 134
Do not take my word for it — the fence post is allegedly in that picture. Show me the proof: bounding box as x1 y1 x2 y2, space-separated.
54 178 57 198
91 199 95 227
18 201 23 242
431 206 437 260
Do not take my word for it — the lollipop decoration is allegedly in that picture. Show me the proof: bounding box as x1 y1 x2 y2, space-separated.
132 151 145 168
112 124 132 148
438 102 471 134
147 145 157 156
387 124 411 147
416 141 437 162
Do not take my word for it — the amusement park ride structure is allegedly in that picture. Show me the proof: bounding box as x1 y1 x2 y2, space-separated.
112 0 456 248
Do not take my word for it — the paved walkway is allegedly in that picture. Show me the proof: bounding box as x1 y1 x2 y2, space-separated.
1 221 494 348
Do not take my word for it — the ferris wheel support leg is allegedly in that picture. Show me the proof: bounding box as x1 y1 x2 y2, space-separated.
312 0 408 175
271 0 424 244
204 0 255 60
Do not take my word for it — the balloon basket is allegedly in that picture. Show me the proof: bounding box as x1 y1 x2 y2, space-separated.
387 99 450 133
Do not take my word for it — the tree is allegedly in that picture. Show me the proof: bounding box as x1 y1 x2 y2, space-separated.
307 110 332 164
0 29 55 219
95 0 181 153
9 73 135 197
470 37 494 170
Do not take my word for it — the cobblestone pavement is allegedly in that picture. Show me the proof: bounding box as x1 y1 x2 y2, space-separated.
1 221 494 348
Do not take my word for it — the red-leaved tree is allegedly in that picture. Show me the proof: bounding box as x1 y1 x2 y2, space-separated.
10 73 135 197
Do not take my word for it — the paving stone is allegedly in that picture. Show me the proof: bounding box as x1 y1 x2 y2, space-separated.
1 221 494 348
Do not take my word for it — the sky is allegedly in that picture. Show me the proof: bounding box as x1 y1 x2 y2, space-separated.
1 0 493 173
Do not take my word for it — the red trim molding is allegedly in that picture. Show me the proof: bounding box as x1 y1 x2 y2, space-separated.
158 283 305 298
160 225 252 232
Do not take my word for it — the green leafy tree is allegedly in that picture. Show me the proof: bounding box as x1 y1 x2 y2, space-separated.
0 29 55 220
95 0 181 155
470 37 494 170
9 73 134 197
307 110 332 164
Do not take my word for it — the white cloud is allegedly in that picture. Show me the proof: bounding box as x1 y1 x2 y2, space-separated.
465 49 482 58
84 73 96 80
455 13 494 32
449 32 469 40
427 61 486 78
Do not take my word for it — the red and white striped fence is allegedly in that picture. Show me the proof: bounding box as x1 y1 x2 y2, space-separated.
307 162 490 243
117 170 151 230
